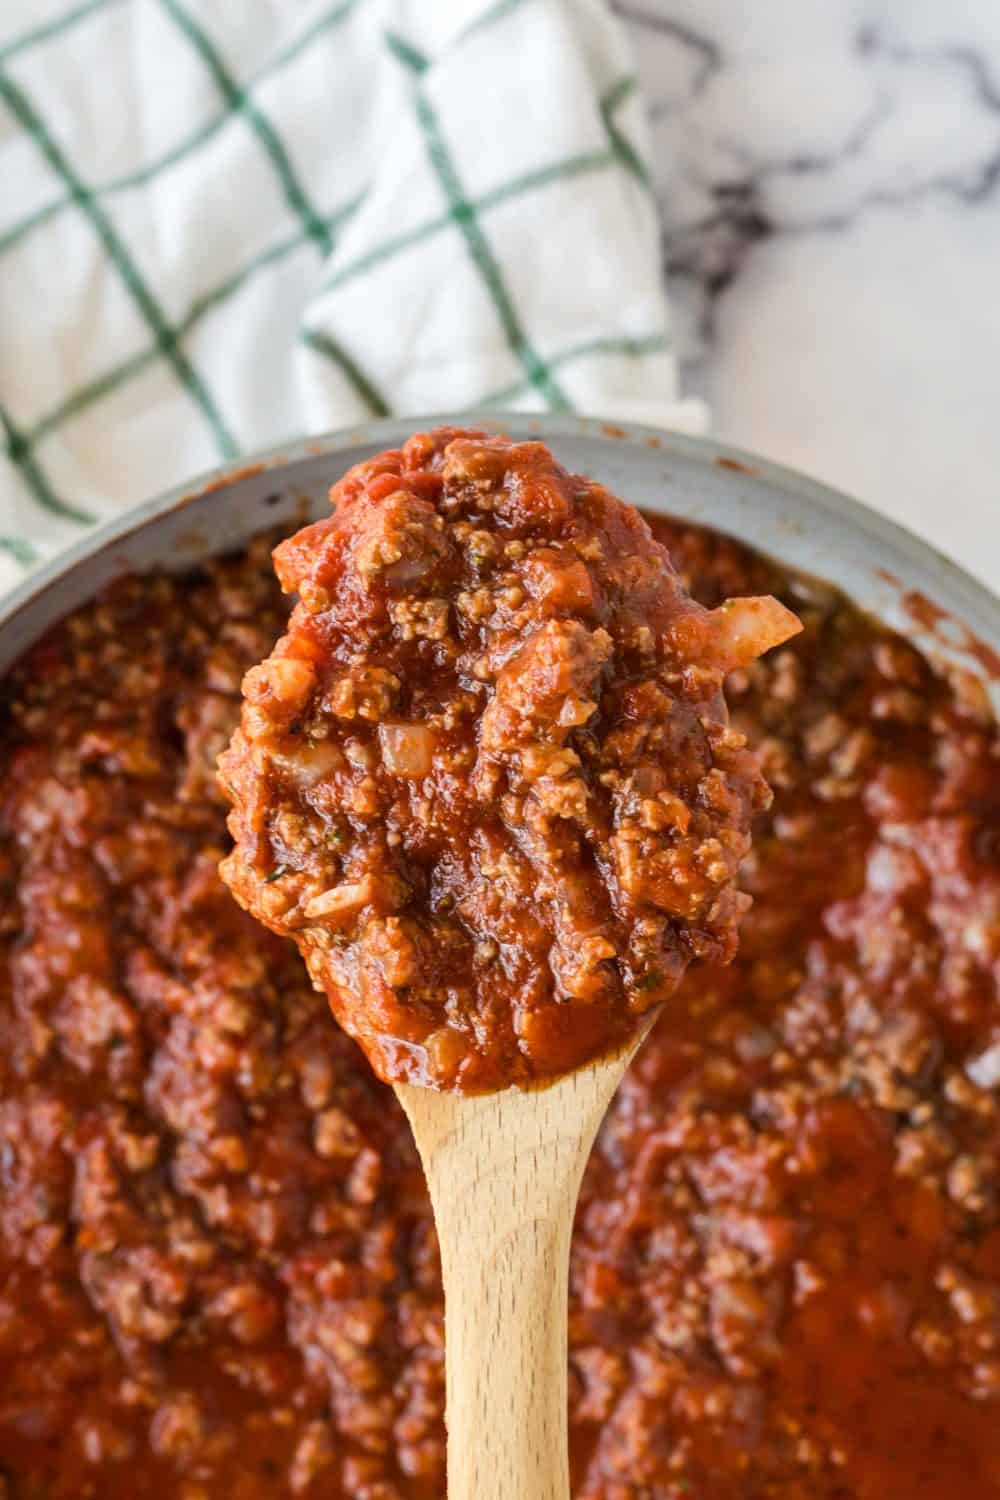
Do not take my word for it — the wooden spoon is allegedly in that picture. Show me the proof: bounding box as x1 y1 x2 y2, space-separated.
395 1021 654 1500
213 432 800 1493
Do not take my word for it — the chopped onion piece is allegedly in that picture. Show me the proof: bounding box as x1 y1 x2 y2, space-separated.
708 595 803 671
304 875 376 922
271 740 344 786
967 1041 1000 1090
379 723 436 778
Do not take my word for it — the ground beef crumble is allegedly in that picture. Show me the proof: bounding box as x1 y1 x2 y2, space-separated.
218 430 797 1091
0 507 998 1497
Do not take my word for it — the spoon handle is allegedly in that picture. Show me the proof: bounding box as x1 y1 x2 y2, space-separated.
396 1059 633 1500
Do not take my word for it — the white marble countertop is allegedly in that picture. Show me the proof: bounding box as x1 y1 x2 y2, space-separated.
617 0 1000 591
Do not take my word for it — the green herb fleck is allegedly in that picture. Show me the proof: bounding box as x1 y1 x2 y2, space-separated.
264 865 288 884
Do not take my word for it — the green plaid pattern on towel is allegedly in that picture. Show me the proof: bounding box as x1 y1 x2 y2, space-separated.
0 0 704 590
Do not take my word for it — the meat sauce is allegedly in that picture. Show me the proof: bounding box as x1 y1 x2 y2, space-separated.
219 431 798 1091
1 511 998 1498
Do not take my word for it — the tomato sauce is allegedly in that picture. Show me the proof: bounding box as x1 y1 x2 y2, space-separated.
0 502 998 1496
219 431 797 1092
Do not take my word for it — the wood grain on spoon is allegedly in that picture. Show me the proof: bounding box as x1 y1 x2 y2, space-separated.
397 1025 652 1500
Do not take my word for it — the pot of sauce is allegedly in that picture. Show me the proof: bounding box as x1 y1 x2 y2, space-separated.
1 414 998 1499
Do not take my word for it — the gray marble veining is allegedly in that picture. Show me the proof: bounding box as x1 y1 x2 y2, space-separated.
617 0 1000 588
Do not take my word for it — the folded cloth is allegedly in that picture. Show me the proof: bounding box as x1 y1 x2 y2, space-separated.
0 0 705 592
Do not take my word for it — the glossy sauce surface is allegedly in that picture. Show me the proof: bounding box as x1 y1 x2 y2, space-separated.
219 430 792 1091
1 516 998 1497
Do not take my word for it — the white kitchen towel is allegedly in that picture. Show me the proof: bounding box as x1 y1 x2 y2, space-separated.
0 0 705 592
